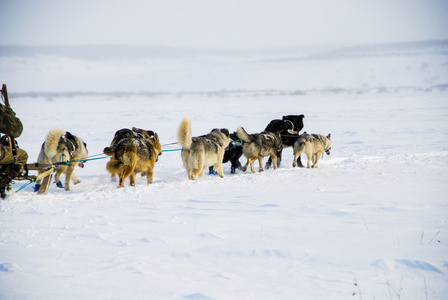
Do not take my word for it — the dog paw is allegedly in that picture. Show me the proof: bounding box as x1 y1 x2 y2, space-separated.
33 184 41 192
56 181 64 189
73 179 81 185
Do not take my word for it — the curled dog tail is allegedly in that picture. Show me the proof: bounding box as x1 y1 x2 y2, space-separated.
44 127 66 158
177 116 192 150
236 126 251 143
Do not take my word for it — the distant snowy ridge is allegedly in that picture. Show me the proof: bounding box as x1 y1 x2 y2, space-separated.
1 39 447 61
9 84 448 99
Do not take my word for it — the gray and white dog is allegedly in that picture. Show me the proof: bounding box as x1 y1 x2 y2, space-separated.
237 126 282 173
177 116 230 180
36 128 88 191
292 133 331 168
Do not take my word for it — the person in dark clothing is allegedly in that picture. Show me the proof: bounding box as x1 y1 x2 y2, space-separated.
0 85 28 198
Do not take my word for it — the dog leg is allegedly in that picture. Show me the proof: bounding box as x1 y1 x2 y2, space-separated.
272 155 278 169
193 168 201 180
189 168 200 180
276 149 282 168
292 153 298 168
307 155 312 168
146 168 154 184
265 156 272 170
199 168 206 178
312 152 323 168
71 172 81 185
242 159 250 173
293 147 305 168
257 157 264 172
64 164 76 191
250 159 256 174
230 158 241 174
118 176 126 188
129 173 136 186
208 166 217 175
54 169 63 187
297 155 304 168
214 162 225 178
118 164 134 187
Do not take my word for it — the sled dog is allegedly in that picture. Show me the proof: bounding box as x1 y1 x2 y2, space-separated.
293 133 332 168
36 128 88 191
236 126 282 173
103 128 162 187
264 114 305 168
208 132 243 175
107 127 156 181
177 116 230 180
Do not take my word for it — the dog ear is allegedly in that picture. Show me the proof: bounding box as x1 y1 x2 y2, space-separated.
221 128 230 136
65 131 74 140
153 133 159 141
327 133 331 139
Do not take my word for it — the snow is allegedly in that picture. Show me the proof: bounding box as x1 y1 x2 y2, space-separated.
1 42 448 299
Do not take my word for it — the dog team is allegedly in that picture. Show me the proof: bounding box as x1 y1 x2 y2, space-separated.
34 114 332 190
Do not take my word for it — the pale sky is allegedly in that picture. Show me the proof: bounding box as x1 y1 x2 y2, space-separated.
1 0 447 49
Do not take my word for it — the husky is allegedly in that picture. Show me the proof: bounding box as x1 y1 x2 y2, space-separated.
208 132 243 175
236 126 282 173
177 116 230 180
107 127 156 181
264 114 305 169
35 128 88 191
103 128 162 188
292 133 332 168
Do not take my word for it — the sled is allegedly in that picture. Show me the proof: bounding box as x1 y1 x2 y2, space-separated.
22 164 56 195
1 83 56 196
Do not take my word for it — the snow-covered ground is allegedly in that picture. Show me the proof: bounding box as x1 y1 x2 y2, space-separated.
1 41 448 299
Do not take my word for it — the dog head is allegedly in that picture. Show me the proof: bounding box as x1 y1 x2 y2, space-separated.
325 133 332 155
210 128 230 138
131 127 154 139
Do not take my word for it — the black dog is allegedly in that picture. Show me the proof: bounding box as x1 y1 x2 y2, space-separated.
264 115 305 168
209 132 243 175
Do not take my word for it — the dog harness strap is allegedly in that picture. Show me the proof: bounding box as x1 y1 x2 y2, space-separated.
62 135 77 156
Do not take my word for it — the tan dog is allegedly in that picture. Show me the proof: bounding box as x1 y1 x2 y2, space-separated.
177 116 230 180
236 126 282 173
36 128 88 191
107 127 155 181
293 133 332 168
103 128 162 187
